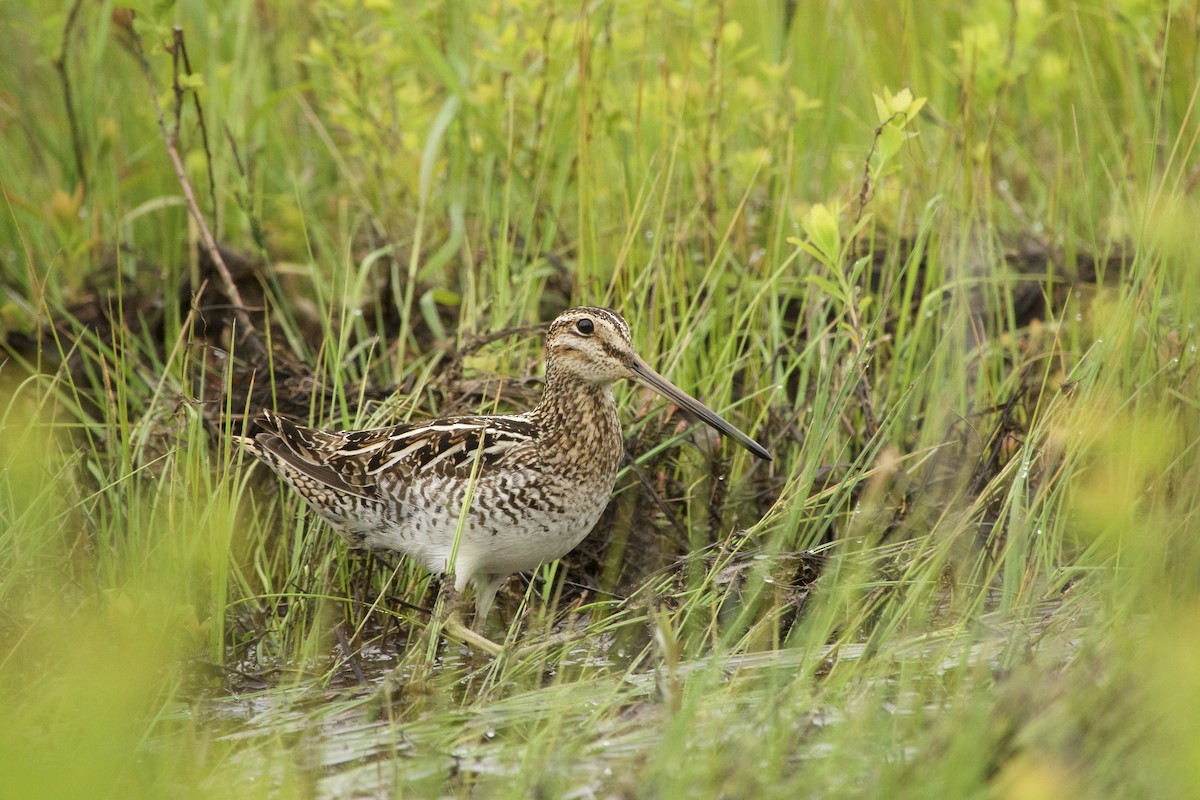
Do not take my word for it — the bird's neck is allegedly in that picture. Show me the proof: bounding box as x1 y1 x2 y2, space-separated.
531 366 623 466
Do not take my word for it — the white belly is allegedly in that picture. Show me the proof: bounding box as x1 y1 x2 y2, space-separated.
349 465 617 588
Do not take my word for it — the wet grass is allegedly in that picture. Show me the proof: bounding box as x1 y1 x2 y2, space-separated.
2 0 1200 796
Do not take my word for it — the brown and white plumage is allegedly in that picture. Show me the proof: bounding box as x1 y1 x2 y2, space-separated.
242 307 770 643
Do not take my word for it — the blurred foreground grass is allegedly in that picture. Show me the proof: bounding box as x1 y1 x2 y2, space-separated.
2 0 1200 796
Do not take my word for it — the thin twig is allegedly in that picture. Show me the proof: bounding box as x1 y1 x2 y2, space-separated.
855 110 904 228
130 20 264 358
622 449 690 540
460 321 549 355
224 122 269 255
170 27 219 226
52 0 87 197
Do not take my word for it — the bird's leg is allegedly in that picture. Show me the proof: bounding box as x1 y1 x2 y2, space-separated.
438 580 503 656
471 575 506 633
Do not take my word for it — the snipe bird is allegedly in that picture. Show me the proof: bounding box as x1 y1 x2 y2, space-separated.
242 307 770 651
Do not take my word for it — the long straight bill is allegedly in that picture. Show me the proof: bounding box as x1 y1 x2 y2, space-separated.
629 356 772 461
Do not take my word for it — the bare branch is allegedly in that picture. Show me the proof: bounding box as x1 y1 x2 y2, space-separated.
130 19 265 358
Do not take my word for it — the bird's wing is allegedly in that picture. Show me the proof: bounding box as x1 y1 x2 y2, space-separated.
251 409 536 498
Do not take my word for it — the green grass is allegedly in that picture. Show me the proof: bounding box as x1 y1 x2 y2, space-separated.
2 0 1200 796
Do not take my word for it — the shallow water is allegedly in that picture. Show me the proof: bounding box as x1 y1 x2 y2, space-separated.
193 601 1077 797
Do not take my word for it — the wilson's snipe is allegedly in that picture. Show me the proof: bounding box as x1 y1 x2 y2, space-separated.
242 307 770 651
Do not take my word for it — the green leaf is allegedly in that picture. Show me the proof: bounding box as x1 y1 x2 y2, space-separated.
178 73 205 92
801 203 842 265
804 273 845 303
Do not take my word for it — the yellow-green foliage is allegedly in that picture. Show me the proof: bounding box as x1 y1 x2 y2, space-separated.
1 0 1199 796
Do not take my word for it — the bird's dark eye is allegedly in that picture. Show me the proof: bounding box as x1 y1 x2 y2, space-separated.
575 318 595 335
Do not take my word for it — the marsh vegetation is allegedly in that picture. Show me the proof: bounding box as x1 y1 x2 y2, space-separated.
2 1 1199 796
